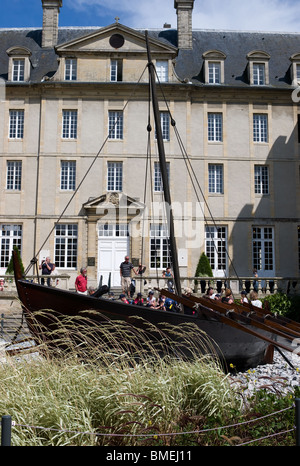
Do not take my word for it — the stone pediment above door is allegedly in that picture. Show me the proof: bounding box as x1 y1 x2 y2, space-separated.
83 192 145 220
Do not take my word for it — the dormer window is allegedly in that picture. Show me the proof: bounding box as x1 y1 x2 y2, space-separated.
6 47 32 82
208 62 221 84
247 51 270 86
13 59 25 82
290 53 300 86
65 58 77 81
203 51 226 85
253 63 265 85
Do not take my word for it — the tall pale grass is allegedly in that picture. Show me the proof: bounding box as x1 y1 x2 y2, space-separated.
0 311 240 446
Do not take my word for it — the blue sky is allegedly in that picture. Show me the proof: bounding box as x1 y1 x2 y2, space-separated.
0 0 300 32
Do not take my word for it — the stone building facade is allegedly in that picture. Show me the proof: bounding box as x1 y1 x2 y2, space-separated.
0 0 299 288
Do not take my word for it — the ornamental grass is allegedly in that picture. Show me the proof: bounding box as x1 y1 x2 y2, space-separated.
0 311 240 446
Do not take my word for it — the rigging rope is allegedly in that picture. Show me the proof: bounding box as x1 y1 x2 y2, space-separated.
153 68 241 294
25 65 149 275
26 56 242 296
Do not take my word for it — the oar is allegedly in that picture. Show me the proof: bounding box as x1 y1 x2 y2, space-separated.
156 288 298 354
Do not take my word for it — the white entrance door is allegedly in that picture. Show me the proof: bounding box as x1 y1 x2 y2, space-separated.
97 224 129 287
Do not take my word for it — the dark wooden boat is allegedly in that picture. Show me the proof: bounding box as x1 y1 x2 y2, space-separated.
11 33 300 371
12 249 274 370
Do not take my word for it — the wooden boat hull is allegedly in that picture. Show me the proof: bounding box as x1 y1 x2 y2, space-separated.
14 277 272 370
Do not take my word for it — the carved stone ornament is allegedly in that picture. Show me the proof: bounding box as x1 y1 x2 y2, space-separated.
108 192 119 205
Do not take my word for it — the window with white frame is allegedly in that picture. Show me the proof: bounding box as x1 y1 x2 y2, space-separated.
156 60 168 82
65 59 77 81
108 111 123 139
254 165 269 194
60 161 76 190
157 111 170 141
7 47 31 82
247 51 270 85
208 164 223 194
154 161 170 192
54 224 78 268
253 63 266 85
252 226 274 273
208 62 221 84
150 224 170 269
98 224 128 237
12 59 25 82
107 162 123 191
289 54 300 85
205 226 227 275
297 64 300 82
253 114 268 142
0 224 22 269
9 110 24 139
208 113 222 142
110 59 123 82
7 161 22 190
62 110 77 139
203 51 226 85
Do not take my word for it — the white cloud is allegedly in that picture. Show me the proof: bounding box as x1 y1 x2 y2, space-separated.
192 0 300 32
66 0 176 28
67 0 300 32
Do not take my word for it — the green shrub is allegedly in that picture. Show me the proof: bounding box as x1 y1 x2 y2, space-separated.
6 246 24 275
263 292 291 316
195 253 213 278
262 293 300 323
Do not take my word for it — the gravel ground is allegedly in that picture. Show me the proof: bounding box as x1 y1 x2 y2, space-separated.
230 349 300 399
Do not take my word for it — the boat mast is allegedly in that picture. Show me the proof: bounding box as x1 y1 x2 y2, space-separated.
145 31 181 296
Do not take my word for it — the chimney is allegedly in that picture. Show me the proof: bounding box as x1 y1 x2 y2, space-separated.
41 0 62 48
174 0 195 49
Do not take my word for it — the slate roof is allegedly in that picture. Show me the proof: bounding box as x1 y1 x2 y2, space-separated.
154 28 300 88
0 25 299 88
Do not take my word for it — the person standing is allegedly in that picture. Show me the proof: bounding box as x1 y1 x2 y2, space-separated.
162 267 174 292
120 256 137 297
41 257 55 286
253 268 258 292
75 267 87 295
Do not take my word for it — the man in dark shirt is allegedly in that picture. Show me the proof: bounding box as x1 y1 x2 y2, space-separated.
41 256 55 286
120 256 137 297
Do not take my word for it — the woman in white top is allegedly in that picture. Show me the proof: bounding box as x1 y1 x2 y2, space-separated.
250 290 262 308
146 290 156 308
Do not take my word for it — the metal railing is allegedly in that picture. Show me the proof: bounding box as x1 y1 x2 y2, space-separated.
1 399 300 446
